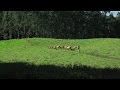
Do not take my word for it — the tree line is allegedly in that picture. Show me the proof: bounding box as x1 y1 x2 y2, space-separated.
0 11 120 40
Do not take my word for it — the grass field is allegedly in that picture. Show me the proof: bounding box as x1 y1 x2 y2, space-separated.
0 38 120 79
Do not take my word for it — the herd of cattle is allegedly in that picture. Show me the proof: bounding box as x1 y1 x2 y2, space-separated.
49 45 80 52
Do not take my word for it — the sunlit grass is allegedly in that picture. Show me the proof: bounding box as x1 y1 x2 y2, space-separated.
0 38 120 78
0 38 120 69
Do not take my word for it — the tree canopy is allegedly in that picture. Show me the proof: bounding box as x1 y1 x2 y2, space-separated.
0 11 120 40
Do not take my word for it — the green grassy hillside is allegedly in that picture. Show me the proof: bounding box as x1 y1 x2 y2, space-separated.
0 38 120 79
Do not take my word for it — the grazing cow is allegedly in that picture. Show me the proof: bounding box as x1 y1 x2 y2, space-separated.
56 45 61 48
59 45 64 49
63 46 72 50
75 45 80 53
49 46 56 49
70 46 80 53
49 45 61 49
66 46 72 50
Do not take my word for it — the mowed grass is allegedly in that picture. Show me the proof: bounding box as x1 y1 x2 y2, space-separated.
0 38 120 79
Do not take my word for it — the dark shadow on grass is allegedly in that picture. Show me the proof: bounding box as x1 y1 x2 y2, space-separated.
0 61 120 79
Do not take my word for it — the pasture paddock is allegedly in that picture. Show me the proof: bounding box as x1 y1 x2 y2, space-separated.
0 38 120 79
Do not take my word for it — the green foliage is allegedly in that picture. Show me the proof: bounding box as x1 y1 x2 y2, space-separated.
0 11 120 40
